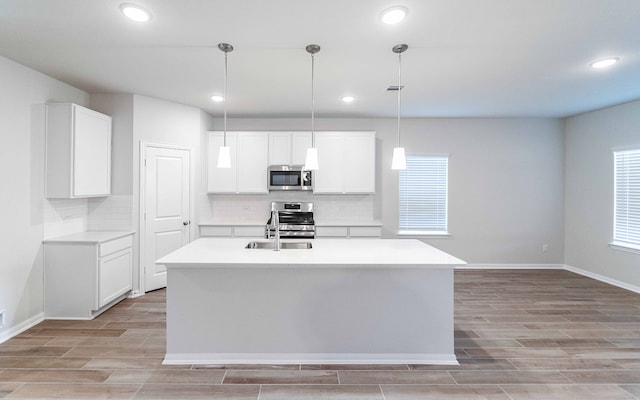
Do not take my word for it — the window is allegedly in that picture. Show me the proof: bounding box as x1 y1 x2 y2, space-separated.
398 155 448 235
613 148 640 251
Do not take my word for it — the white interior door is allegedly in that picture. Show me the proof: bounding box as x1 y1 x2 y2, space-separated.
144 145 190 292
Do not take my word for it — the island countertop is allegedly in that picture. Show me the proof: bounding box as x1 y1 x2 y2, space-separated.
157 237 466 268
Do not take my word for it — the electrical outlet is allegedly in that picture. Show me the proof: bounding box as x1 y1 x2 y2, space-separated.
542 244 549 253
0 310 5 328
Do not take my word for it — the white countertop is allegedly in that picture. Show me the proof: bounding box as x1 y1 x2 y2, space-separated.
43 230 134 244
157 238 466 268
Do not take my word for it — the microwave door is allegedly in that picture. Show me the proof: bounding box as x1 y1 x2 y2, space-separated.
270 170 302 190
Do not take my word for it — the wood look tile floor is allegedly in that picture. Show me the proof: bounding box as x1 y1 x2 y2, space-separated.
1 269 640 399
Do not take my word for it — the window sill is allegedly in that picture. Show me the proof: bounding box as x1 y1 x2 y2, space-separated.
609 242 640 255
398 231 450 238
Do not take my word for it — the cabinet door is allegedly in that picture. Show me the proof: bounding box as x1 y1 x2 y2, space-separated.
313 132 346 193
73 105 112 196
345 132 376 193
207 132 237 193
291 132 312 165
268 132 292 165
236 132 268 193
98 247 132 308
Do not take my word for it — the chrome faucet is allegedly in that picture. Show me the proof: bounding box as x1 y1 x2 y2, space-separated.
271 209 280 251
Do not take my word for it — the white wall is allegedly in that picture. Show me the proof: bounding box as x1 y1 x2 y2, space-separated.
0 56 88 341
91 94 134 196
210 117 565 264
565 99 640 287
90 93 212 295
389 118 565 264
132 95 211 293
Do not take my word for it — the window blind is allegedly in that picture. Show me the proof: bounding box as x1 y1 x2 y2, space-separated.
614 148 640 248
399 155 448 234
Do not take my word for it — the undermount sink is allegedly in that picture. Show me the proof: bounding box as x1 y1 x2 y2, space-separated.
245 241 313 249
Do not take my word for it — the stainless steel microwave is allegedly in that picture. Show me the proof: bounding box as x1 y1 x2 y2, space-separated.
268 165 312 191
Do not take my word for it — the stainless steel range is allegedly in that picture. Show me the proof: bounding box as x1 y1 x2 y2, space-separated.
265 202 315 239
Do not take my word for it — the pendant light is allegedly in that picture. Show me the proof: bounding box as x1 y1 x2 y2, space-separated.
391 44 408 170
304 44 320 171
217 42 233 168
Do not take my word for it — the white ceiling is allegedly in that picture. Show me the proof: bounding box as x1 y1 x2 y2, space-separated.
1 0 639 118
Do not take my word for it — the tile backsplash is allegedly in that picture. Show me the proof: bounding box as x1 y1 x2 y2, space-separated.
88 195 134 231
43 198 88 239
200 192 376 224
43 195 133 239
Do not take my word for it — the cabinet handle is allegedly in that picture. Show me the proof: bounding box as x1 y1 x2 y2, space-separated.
183 221 190 226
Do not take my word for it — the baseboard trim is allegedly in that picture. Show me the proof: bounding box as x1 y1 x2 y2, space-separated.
456 264 564 270
163 352 459 366
128 290 145 299
563 264 640 294
457 263 640 294
0 312 44 345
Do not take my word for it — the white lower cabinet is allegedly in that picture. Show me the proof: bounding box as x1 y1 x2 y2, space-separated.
316 225 382 238
44 232 133 319
199 225 265 238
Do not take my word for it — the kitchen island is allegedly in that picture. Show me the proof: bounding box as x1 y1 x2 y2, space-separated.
157 238 465 365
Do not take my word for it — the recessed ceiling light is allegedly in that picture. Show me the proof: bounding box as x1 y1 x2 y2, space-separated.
342 96 355 103
120 3 152 22
210 95 224 102
380 6 408 25
590 57 619 69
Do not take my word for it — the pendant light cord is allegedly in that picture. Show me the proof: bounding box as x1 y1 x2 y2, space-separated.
397 51 402 148
223 50 228 147
311 52 315 147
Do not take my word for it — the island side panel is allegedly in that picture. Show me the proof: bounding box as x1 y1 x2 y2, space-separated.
165 265 455 365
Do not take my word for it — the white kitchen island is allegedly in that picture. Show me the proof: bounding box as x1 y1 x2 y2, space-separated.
157 238 466 365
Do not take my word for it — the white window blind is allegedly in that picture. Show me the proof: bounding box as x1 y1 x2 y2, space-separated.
614 148 640 249
399 155 448 235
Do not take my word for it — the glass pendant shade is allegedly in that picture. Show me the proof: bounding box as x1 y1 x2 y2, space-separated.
217 146 231 168
304 147 319 171
391 147 406 170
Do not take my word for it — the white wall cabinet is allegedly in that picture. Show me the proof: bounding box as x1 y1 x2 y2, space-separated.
268 132 312 165
208 130 374 194
314 131 376 194
45 103 112 198
207 131 268 193
44 232 133 319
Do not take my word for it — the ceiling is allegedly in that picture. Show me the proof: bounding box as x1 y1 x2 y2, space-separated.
1 0 639 118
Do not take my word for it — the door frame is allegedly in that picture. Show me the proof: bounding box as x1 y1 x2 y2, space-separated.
139 141 194 294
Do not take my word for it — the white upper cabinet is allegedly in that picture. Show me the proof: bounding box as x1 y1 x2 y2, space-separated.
236 132 268 193
268 132 312 165
207 131 268 194
268 132 291 165
45 103 112 198
314 132 346 193
208 130 374 195
314 131 376 194
345 132 376 193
